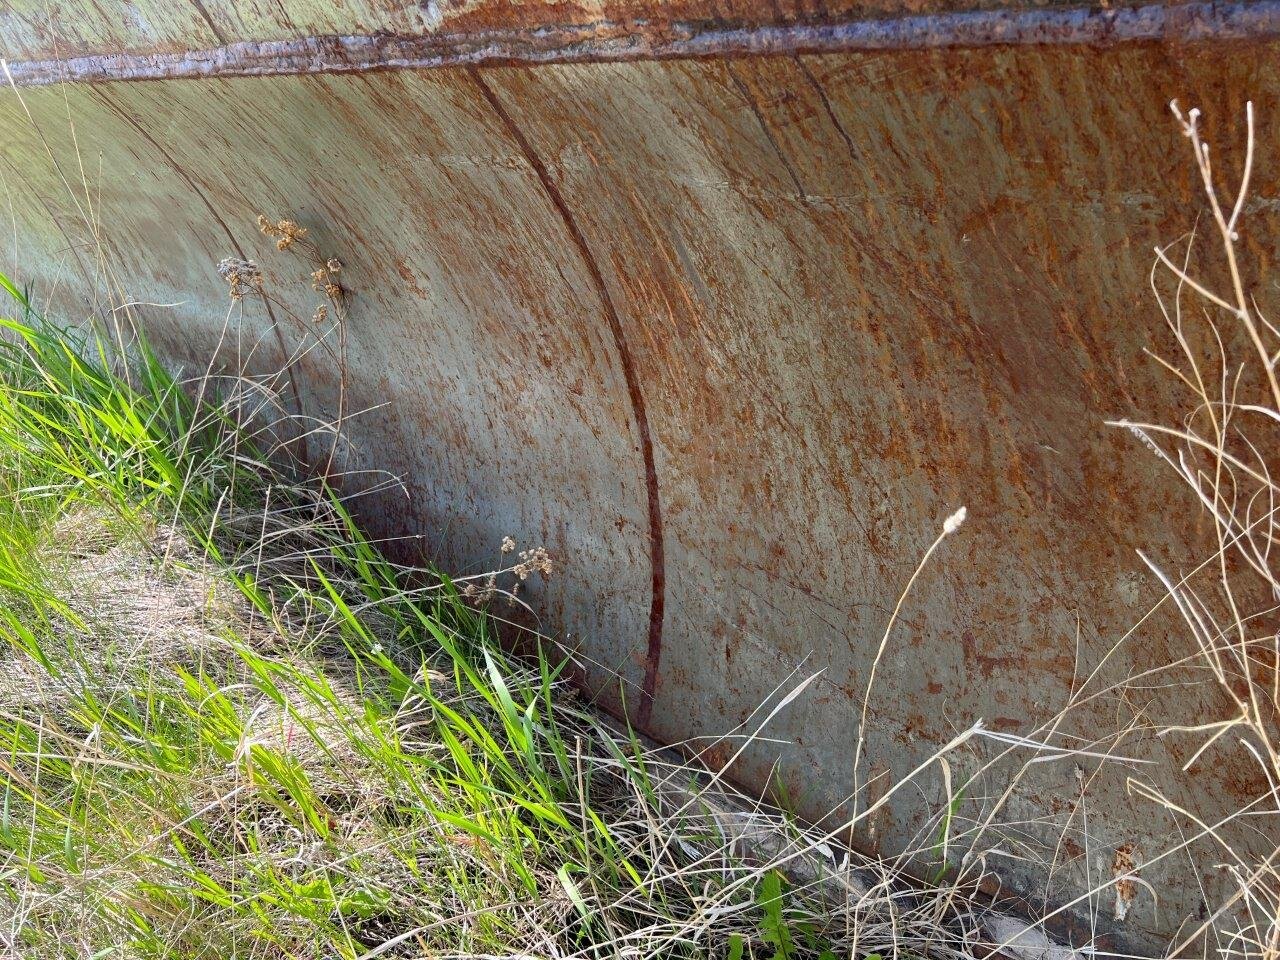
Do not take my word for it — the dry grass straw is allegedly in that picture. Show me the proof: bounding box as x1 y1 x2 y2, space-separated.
1101 100 1280 960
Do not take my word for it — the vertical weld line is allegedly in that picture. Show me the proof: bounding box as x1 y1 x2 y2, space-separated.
794 56 857 158
467 66 667 727
91 87 307 432
726 61 806 199
189 0 229 46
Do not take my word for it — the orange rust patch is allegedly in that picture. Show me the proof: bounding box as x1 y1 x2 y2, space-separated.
395 258 430 300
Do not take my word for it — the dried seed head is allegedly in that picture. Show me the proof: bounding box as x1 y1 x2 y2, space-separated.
501 536 515 553
462 572 506 607
312 304 328 324
273 219 308 250
217 257 258 280
512 546 553 581
326 258 343 273
942 506 967 535
216 257 262 301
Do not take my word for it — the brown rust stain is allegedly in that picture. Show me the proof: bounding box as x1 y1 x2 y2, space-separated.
189 0 230 45
395 257 431 299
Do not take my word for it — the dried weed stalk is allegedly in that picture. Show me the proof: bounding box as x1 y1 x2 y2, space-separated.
1109 100 1280 960
215 216 353 480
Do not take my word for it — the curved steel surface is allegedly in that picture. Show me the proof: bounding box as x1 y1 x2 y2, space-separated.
1 3 1276 952
0 0 1168 62
5 1 1280 84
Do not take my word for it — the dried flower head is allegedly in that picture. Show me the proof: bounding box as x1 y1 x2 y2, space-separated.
282 221 307 249
259 217 308 250
512 547 553 581
326 258 343 273
216 257 263 301
462 573 502 607
942 505 967 536
312 304 328 324
501 536 515 554
217 257 255 281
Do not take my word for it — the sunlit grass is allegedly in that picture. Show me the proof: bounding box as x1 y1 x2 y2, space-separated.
0 283 997 959
0 291 677 957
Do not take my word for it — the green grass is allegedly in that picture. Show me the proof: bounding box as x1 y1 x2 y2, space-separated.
0 278 993 959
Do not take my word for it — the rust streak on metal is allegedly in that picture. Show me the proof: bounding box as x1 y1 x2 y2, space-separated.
793 56 858 160
4 1 1280 87
466 66 667 727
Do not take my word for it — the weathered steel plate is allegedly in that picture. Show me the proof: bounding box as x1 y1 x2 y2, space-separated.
0 0 1202 64
2 3 1276 952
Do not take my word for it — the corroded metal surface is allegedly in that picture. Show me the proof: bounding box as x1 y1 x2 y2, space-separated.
0 0 1126 63
5 2 1280 85
2 4 1277 954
